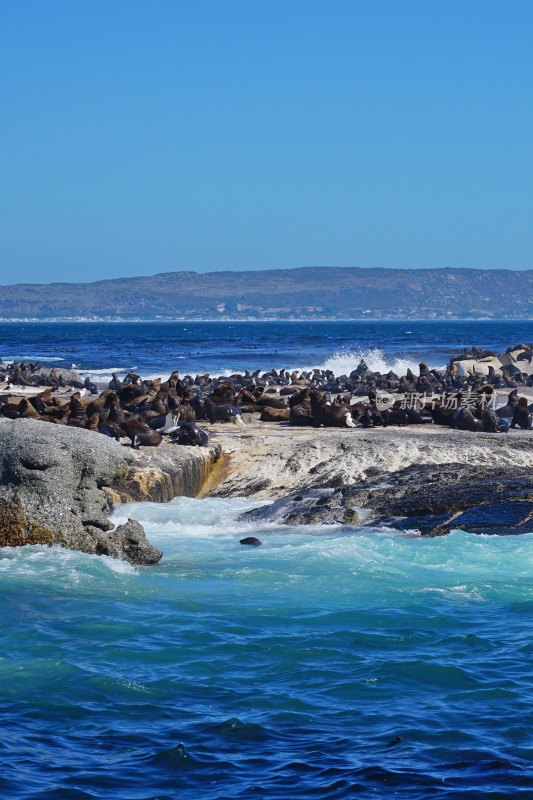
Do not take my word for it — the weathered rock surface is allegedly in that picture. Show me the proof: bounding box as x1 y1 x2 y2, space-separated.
0 418 149 562
239 462 533 535
212 422 533 501
361 463 533 535
241 488 360 526
0 419 221 563
108 441 222 503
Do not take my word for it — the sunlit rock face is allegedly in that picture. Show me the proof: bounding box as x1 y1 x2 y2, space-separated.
0 419 162 564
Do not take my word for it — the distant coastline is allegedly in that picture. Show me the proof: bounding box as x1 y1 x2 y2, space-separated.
0 316 527 323
0 266 531 321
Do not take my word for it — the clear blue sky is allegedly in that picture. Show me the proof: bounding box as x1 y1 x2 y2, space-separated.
1 0 532 283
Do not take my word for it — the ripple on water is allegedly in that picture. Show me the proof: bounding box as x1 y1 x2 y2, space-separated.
2 496 533 799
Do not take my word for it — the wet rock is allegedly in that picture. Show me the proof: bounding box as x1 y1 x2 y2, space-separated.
238 462 533 536
359 463 533 536
110 443 222 502
95 519 162 564
240 488 360 526
446 500 533 535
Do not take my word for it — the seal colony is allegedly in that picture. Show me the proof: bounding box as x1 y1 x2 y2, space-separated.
1 343 533 441
2 343 533 562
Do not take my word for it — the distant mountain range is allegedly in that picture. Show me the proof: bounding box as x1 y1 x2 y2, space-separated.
0 267 531 320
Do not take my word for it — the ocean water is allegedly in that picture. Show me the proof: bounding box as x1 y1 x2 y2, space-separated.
2 320 533 798
2 498 533 799
1 319 533 381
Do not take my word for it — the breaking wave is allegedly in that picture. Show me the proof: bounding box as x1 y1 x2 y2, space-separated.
313 347 441 377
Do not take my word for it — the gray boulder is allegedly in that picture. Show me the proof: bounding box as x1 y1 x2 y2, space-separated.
94 519 162 564
0 418 162 565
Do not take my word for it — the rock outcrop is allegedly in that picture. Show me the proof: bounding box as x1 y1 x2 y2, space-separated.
108 442 223 503
0 418 162 564
240 461 533 535
242 488 360 526
0 419 221 563
212 424 533 499
360 463 533 535
205 421 533 536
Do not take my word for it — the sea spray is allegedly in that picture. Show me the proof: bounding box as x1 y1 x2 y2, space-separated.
78 347 440 384
315 346 441 376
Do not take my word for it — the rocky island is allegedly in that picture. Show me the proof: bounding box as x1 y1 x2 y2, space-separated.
1 344 533 562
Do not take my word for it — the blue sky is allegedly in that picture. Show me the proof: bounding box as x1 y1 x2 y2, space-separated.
0 0 532 283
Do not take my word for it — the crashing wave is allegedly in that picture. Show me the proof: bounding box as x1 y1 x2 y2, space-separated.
314 347 443 377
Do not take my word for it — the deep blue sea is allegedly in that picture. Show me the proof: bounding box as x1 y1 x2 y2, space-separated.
2 318 533 380
2 321 533 799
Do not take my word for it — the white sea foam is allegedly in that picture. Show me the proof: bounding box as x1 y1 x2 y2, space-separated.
314 347 440 377
76 366 137 383
77 366 133 375
76 366 173 384
110 496 271 543
73 346 445 383
213 347 444 379
0 544 137 585
1 356 65 362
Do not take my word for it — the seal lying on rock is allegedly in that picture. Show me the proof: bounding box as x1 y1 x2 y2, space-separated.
511 397 532 430
259 406 290 422
205 399 245 427
120 417 163 449
171 421 209 446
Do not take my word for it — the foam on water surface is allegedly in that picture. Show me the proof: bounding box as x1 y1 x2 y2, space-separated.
315 346 437 376
2 497 533 798
81 346 437 384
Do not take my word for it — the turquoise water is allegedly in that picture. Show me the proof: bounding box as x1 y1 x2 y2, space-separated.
2 497 533 799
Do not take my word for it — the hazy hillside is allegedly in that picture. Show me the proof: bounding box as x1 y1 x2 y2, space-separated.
0 267 531 320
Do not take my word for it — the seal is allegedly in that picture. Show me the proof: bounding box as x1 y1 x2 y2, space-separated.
240 536 262 546
482 408 509 433
121 417 163 448
496 389 518 419
309 390 355 428
511 397 532 430
452 407 483 432
205 399 245 427
171 421 209 447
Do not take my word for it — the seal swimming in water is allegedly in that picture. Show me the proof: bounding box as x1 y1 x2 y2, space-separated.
240 536 262 546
